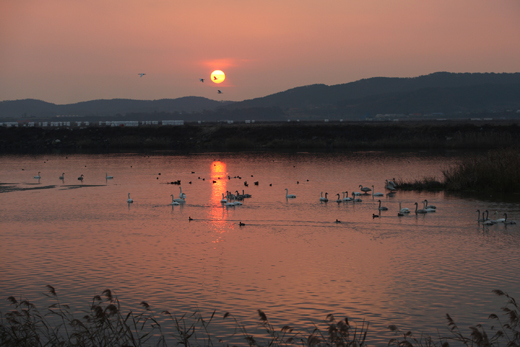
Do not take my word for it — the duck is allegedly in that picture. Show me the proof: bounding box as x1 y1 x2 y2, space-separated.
371 186 384 197
189 217 193 221
335 219 341 223
377 200 388 211
285 188 296 198
372 214 380 218
78 174 84 182
127 193 133 203
239 221 245 226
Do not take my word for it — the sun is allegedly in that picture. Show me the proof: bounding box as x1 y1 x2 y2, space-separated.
210 70 225 84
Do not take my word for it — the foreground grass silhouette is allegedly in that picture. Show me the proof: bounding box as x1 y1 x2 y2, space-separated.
1 286 519 346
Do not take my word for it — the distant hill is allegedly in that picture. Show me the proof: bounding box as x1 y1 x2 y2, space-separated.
2 72 520 121
224 72 520 111
0 97 230 119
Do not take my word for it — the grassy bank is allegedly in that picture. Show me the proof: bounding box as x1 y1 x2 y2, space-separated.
394 148 520 193
1 286 518 346
1 122 520 153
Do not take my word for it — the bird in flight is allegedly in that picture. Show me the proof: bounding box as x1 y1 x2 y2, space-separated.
199 78 204 82
213 75 218 80
138 73 146 77
218 90 222 94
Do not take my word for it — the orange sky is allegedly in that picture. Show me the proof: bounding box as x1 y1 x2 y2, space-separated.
1 0 519 104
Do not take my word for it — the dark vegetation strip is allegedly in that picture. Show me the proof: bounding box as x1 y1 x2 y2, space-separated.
1 286 518 346
1 122 519 152
395 148 520 193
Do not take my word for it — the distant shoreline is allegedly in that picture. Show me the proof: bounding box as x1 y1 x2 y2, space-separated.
1 120 519 154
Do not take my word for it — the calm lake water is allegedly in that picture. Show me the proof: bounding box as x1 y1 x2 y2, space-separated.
1 151 520 346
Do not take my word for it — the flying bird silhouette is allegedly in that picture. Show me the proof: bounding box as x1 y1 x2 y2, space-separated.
213 75 218 80
218 90 222 94
138 73 146 77
199 78 204 82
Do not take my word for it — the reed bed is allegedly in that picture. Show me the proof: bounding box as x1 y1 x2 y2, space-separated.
1 286 519 347
442 148 520 192
394 148 520 193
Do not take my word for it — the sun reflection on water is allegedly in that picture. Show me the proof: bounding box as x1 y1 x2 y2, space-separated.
208 161 228 241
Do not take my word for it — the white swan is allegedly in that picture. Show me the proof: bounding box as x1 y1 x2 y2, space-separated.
352 192 362 202
34 172 41 179
106 173 113 179
385 179 397 190
285 188 296 198
59 173 64 180
377 200 388 211
127 193 133 203
371 185 384 197
343 191 353 201
422 201 436 213
169 194 180 205
221 193 227 203
320 192 329 202
359 185 372 194
414 202 427 214
503 213 517 225
179 186 186 199
399 202 410 214
336 193 342 203
423 200 436 209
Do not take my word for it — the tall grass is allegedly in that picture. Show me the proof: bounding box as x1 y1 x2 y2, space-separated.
442 148 520 192
394 148 520 193
1 286 519 346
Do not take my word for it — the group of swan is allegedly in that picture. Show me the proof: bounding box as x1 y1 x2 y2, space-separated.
413 200 437 214
33 172 115 182
477 210 516 225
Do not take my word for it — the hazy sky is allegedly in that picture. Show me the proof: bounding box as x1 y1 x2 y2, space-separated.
1 0 519 104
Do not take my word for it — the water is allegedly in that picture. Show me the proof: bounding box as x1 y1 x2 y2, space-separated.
1 151 519 346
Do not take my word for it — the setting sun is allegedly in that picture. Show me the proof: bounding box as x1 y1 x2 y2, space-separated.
210 70 225 84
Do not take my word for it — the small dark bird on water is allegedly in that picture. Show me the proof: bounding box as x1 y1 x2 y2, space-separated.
335 219 341 223
372 214 379 219
239 222 245 226
189 217 193 221
78 174 84 182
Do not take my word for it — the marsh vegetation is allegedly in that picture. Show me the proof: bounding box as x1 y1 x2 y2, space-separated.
1 287 519 347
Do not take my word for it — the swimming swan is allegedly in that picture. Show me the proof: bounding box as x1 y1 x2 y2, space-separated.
359 185 372 194
377 200 388 211
285 188 296 198
320 192 329 202
343 191 353 201
371 185 384 197
59 173 64 180
414 202 427 214
179 186 186 199
399 202 410 214
127 193 133 203
169 194 180 205
106 173 113 179
34 172 41 179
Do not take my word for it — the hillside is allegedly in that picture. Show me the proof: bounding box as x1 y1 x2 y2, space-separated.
0 97 230 119
1 72 520 121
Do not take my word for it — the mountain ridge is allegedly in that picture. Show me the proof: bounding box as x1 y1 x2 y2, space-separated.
1 72 520 120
